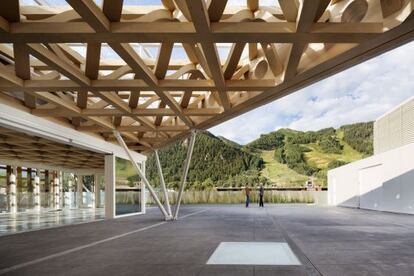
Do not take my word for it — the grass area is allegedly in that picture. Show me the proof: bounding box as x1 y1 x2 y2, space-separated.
260 150 308 187
259 132 364 187
305 137 363 169
143 190 315 205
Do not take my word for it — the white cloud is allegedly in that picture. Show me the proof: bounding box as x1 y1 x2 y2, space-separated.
210 41 414 144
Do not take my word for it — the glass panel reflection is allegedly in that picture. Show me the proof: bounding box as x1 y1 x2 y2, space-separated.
115 157 141 216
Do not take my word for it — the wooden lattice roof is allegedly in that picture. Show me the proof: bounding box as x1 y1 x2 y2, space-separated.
0 126 105 169
0 0 413 153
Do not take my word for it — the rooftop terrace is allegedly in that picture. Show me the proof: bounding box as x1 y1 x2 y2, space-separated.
1 205 414 275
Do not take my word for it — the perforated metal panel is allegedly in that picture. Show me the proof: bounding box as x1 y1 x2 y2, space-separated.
402 99 414 145
374 97 414 154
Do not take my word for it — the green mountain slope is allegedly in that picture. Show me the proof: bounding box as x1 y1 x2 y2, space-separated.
260 150 308 187
137 122 373 190
144 131 264 190
247 122 373 187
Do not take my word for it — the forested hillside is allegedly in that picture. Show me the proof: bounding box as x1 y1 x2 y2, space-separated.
137 122 373 190
247 122 373 187
341 122 374 155
144 131 265 190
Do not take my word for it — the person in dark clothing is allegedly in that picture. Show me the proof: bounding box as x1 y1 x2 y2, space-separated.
245 185 251 208
259 184 264 207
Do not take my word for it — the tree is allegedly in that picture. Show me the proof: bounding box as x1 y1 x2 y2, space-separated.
341 122 373 155
319 136 343 154
327 160 348 170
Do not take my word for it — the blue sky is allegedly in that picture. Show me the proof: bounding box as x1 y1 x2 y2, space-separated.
209 41 414 145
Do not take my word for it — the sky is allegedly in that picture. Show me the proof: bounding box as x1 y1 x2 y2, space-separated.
209 41 414 145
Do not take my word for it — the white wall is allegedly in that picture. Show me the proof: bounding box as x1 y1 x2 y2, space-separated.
328 142 414 214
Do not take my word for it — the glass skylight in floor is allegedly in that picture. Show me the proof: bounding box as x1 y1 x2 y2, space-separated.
207 242 301 266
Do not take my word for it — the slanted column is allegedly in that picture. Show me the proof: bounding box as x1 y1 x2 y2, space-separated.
8 167 17 214
173 130 197 219
113 131 169 219
155 149 172 216
34 170 40 212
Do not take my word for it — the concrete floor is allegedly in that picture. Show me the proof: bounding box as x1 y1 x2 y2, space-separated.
1 205 414 275
0 208 104 236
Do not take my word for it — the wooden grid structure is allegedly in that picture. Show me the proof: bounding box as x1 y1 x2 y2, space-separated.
0 126 105 169
0 0 413 153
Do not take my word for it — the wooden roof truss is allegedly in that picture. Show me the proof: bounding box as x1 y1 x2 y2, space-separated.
0 0 413 152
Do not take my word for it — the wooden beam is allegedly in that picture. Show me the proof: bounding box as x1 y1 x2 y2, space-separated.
247 0 258 12
27 44 90 86
110 43 193 127
93 91 156 129
85 43 101 79
0 78 280 92
208 0 228 22
185 0 230 110
154 102 166 126
78 125 189 132
2 22 382 43
0 0 20 22
278 0 299 22
13 43 36 108
66 0 110 32
223 43 245 80
0 16 10 32
284 0 330 80
103 0 124 22
129 91 140 108
154 43 174 79
0 64 24 87
32 107 222 117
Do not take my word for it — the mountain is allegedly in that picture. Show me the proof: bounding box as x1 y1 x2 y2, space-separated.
144 131 265 190
246 122 373 187
139 122 373 190
217 136 242 149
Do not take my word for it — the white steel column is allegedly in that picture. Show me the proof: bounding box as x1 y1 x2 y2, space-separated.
154 149 172 216
76 175 83 208
59 171 63 209
54 174 60 210
9 171 17 214
140 182 146 214
67 174 74 208
113 131 170 219
173 130 196 220
34 171 40 212
104 155 115 219
94 173 100 208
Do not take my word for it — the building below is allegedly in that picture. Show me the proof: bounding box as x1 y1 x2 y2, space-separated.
328 97 414 214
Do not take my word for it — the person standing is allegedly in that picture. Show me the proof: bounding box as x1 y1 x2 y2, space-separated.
245 185 251 208
259 184 264 207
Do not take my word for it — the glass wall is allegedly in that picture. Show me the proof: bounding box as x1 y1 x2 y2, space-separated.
115 157 142 216
0 164 105 213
